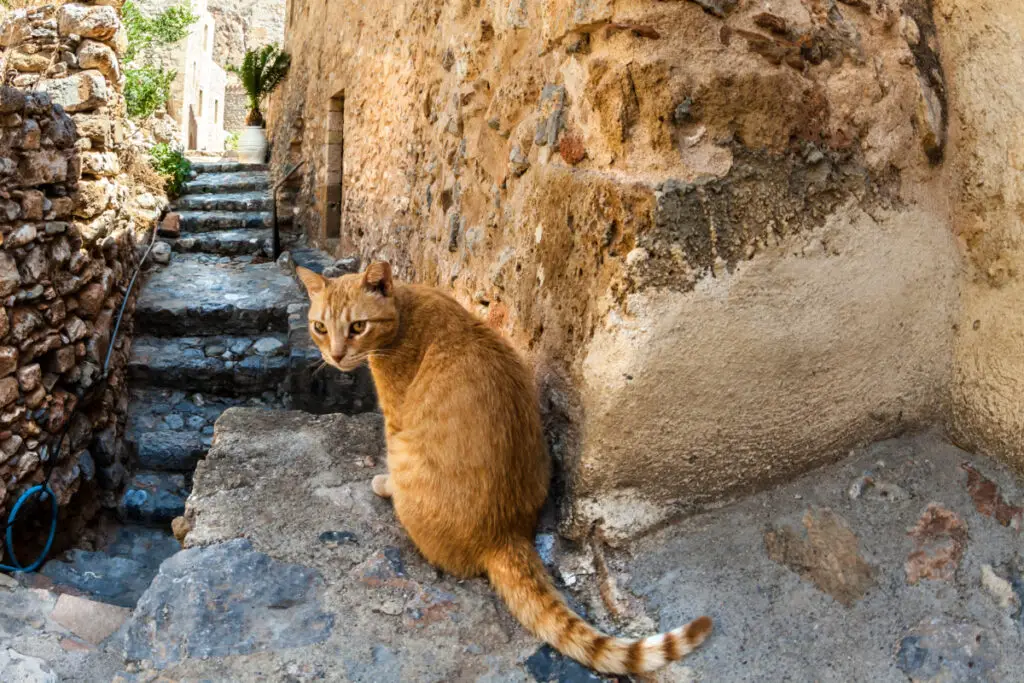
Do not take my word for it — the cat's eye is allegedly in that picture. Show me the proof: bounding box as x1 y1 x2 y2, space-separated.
312 321 327 335
349 320 367 336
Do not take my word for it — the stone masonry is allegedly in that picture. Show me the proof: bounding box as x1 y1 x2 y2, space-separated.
0 3 158 534
267 0 985 541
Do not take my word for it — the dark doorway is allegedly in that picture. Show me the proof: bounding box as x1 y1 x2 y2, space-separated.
325 92 344 240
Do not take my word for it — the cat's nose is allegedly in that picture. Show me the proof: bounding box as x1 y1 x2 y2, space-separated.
330 352 345 364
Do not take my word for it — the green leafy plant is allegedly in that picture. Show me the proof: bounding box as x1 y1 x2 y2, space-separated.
228 44 291 127
122 1 198 119
124 65 177 119
150 142 192 197
122 0 198 62
224 131 239 151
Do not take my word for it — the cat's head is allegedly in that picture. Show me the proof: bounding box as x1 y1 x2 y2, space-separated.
296 261 399 371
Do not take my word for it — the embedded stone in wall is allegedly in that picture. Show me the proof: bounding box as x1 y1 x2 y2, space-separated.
74 179 115 219
76 40 119 82
42 70 108 113
73 114 114 149
8 47 54 73
81 151 120 177
17 149 67 186
57 4 120 42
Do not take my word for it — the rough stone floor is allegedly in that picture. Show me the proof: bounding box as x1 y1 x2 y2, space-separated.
4 406 1022 681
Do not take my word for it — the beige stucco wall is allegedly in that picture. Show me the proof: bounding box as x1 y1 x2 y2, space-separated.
937 0 1024 473
270 0 972 540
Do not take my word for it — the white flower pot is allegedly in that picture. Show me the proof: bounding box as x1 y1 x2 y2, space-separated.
238 126 267 164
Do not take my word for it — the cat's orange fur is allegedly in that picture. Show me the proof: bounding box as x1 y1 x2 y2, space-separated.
297 261 712 674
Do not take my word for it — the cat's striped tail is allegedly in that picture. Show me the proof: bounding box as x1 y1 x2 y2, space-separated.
485 537 712 675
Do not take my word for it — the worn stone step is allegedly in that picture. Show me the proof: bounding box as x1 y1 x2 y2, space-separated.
177 210 271 233
173 229 273 257
125 388 285 471
132 429 208 472
172 191 272 212
191 161 267 175
117 472 189 526
135 255 303 336
183 171 270 195
129 333 290 395
36 525 180 608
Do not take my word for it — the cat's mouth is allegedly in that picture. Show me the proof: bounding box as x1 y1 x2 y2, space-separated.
328 355 367 372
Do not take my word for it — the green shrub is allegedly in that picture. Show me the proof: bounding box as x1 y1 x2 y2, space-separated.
124 65 177 119
224 131 239 151
150 143 192 197
122 1 198 119
122 0 198 63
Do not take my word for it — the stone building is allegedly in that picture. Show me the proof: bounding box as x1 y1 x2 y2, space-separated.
137 0 227 151
137 0 285 144
267 0 1024 541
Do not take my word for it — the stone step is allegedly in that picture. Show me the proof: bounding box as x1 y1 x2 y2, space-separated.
128 334 290 395
173 229 273 257
183 171 270 195
172 191 272 212
36 525 180 608
191 161 267 175
178 210 271 233
125 388 285 471
117 472 189 526
135 255 303 336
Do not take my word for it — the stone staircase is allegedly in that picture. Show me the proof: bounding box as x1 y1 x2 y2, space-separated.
29 161 374 606
120 161 290 529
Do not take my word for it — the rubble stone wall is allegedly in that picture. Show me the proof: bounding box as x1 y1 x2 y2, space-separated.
0 3 157 521
268 0 974 540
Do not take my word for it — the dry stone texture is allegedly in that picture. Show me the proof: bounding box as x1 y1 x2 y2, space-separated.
0 3 162 539
269 0 970 539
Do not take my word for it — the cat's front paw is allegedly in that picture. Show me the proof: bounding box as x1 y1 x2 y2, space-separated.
372 474 393 499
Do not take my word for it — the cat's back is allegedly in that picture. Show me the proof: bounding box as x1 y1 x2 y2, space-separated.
401 283 537 402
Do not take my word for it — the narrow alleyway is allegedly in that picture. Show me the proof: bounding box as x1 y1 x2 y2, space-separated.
19 161 353 608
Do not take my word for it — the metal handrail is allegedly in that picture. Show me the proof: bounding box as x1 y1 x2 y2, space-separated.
272 161 306 259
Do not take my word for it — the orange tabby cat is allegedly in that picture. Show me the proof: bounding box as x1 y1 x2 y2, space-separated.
296 261 712 674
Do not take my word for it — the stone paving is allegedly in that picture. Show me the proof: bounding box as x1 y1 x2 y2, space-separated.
134 254 299 336
172 229 273 257
17 413 1007 682
3 394 1023 680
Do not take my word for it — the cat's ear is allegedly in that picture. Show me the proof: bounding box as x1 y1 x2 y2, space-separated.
362 261 393 296
296 266 326 295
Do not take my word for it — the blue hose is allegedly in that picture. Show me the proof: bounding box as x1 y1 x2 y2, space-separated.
0 485 58 572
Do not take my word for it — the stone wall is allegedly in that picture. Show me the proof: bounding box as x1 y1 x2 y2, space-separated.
936 2 1024 474
0 3 157 525
268 0 975 541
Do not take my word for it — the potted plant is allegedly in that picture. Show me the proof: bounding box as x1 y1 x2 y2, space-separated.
228 44 291 164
